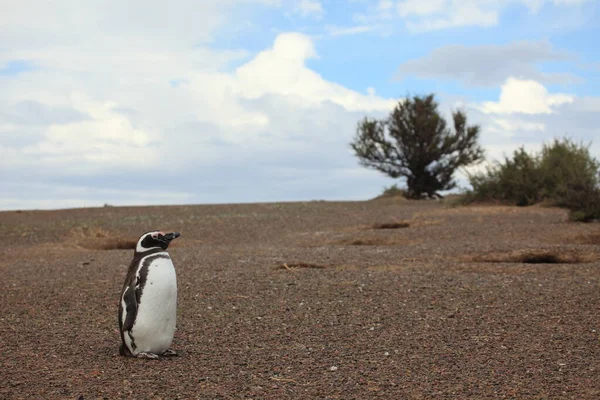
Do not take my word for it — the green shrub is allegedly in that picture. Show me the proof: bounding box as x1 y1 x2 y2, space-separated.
561 179 600 222
378 184 407 198
539 138 599 202
466 147 544 206
465 137 600 221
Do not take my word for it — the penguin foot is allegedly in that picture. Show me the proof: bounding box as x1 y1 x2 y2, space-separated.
162 349 178 357
136 352 160 360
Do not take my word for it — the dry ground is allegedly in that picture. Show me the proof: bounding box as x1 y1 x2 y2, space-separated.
0 198 599 399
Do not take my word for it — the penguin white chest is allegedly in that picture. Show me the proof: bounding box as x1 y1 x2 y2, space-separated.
131 253 178 354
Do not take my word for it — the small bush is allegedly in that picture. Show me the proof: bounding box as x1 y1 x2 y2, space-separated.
465 137 600 221
466 147 544 206
539 138 599 202
378 184 408 199
563 183 600 222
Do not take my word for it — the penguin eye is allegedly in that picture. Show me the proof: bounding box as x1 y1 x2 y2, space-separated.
151 233 158 239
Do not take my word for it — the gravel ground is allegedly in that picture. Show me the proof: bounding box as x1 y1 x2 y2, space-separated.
1 199 599 399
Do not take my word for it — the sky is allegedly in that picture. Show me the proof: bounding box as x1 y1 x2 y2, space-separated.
1 0 599 210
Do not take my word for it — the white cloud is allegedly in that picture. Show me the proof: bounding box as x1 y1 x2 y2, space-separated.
391 0 592 32
397 0 447 17
396 40 579 86
478 77 574 114
554 0 588 4
0 0 399 209
235 33 397 112
574 96 600 113
378 0 395 10
0 1 228 50
490 118 546 133
455 78 599 183
399 0 497 32
21 98 158 173
293 0 325 17
325 25 379 36
2 1 596 210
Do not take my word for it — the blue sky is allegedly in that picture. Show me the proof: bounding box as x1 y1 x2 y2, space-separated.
1 0 599 210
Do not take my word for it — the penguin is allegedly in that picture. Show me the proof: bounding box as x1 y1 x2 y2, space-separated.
118 230 181 359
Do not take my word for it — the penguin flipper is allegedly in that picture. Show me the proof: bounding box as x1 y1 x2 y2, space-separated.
119 285 138 355
121 285 138 332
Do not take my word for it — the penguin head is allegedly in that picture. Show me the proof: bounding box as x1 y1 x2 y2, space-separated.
135 230 180 253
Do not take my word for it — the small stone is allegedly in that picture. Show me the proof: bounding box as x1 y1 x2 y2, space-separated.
329 366 338 371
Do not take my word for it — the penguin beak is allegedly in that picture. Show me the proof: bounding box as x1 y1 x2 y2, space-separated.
162 232 180 242
157 232 180 249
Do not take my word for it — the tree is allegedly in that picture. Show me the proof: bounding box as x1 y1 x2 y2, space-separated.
350 94 484 199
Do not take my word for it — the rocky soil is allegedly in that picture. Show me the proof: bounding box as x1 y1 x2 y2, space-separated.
1 198 599 399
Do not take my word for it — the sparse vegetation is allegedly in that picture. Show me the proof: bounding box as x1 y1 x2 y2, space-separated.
465 137 600 221
574 232 600 245
278 262 328 270
466 147 543 206
68 225 136 250
377 184 407 199
346 238 410 246
372 222 410 229
351 93 484 199
561 181 600 222
466 249 596 264
349 239 381 246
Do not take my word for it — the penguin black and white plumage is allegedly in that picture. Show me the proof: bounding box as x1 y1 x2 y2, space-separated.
118 230 181 359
